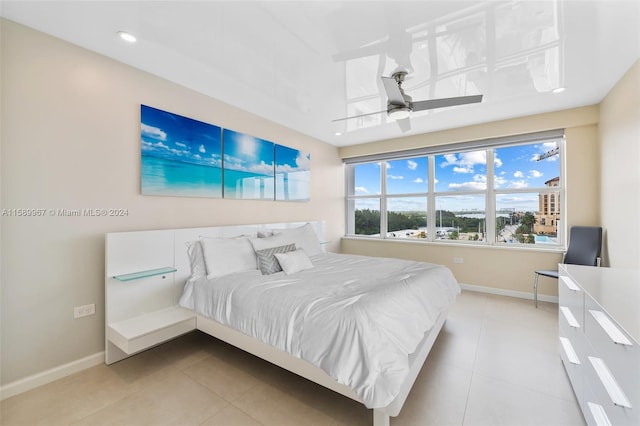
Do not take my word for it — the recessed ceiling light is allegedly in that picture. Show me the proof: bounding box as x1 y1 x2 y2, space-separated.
117 31 137 43
552 87 566 94
334 132 342 136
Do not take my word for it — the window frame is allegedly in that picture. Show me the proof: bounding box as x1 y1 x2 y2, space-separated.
345 130 566 248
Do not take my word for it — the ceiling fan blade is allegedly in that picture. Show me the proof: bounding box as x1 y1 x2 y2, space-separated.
332 109 387 122
381 76 406 105
412 94 483 112
397 117 411 132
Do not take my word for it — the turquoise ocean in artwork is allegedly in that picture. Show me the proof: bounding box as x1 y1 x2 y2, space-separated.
223 167 275 199
141 155 223 198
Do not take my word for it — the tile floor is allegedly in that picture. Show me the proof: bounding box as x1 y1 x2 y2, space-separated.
1 291 586 425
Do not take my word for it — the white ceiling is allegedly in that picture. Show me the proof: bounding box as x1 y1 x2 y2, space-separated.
2 1 639 147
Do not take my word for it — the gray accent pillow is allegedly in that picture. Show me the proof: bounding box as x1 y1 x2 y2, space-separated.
255 243 296 275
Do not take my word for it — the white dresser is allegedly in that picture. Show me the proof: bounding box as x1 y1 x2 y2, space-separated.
559 264 639 426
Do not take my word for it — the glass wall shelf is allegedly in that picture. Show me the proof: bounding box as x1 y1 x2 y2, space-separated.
112 267 176 282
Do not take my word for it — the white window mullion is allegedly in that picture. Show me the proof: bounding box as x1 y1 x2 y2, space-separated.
427 156 436 242
345 164 355 235
486 148 496 244
380 161 388 239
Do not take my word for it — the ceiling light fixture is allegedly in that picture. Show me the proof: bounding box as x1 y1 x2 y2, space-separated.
388 107 411 120
552 87 566 94
117 31 137 43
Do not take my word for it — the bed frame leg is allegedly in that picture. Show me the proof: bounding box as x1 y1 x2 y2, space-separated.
373 409 390 426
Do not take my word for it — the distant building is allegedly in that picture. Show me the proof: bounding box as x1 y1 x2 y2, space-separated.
534 177 560 235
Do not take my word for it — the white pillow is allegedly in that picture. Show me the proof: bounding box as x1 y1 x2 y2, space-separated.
200 236 257 278
251 223 322 256
185 240 207 279
274 249 314 275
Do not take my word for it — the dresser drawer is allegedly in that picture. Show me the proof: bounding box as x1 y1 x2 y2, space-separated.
584 297 639 413
583 381 613 426
584 354 638 425
559 335 584 404
559 273 584 327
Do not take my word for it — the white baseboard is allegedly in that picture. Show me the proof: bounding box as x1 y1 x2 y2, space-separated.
0 352 104 401
459 283 559 304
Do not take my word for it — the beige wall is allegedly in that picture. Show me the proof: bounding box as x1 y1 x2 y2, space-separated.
0 20 343 385
339 107 601 296
599 60 640 268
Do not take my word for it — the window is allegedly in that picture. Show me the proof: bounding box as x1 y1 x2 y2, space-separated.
345 130 565 247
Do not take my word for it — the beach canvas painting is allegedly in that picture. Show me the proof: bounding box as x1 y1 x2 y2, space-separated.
141 105 222 198
223 129 275 200
275 145 310 201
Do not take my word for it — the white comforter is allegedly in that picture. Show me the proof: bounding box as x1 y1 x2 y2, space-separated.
180 252 460 408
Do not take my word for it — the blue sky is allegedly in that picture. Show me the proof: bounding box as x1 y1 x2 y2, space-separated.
223 129 274 176
141 105 222 167
354 142 560 212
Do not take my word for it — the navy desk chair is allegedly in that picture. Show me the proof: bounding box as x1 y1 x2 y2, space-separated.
533 226 602 308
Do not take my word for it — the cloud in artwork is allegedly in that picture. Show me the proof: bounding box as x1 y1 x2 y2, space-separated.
141 123 167 141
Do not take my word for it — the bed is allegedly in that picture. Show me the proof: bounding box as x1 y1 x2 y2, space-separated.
104 222 460 426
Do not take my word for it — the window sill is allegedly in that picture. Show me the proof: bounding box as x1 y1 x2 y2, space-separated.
341 235 566 253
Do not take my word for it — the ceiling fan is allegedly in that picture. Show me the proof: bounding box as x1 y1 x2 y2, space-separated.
333 71 483 132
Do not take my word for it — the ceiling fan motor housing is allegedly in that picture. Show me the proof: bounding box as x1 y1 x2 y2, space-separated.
388 71 413 119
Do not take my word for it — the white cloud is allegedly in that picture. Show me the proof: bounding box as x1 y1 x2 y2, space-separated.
508 180 528 188
175 141 187 148
388 174 404 180
494 175 507 187
141 123 167 141
199 144 206 154
154 141 169 150
413 178 424 183
441 151 487 174
249 160 275 175
448 174 487 190
494 157 503 168
355 186 369 194
529 170 543 178
453 166 474 173
442 154 458 165
296 152 310 169
407 160 418 170
514 171 524 178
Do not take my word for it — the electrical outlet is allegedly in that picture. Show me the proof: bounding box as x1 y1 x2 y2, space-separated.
74 303 95 319
454 257 464 264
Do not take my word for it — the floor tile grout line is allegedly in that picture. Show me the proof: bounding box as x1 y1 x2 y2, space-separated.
460 296 488 426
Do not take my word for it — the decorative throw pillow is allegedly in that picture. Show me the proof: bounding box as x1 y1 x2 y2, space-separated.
274 249 314 275
255 243 296 275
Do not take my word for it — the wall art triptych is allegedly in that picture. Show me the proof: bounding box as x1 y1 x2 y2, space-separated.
140 105 310 201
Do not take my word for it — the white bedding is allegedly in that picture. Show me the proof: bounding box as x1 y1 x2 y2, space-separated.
179 252 460 409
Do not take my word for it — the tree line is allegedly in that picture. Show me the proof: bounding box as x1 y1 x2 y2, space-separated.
355 209 541 243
